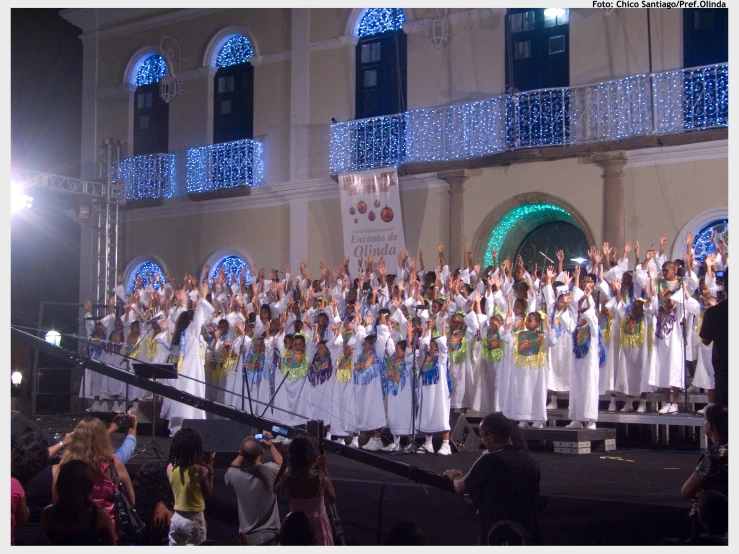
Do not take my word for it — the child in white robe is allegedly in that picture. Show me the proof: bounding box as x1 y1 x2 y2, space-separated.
354 316 387 452
379 321 415 452
472 314 506 414
417 318 452 455
614 295 654 412
542 270 574 410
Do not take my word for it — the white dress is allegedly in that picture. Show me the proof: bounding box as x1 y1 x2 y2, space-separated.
691 310 715 389
303 339 338 425
79 312 113 400
328 329 365 437
417 335 451 434
471 321 506 414
272 335 311 427
568 289 601 423
543 285 575 393
597 297 619 395
447 312 480 410
614 301 655 397
166 300 214 432
351 332 387 432
99 322 126 400
380 326 415 436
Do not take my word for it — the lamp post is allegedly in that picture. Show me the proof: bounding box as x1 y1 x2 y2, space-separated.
11 370 22 397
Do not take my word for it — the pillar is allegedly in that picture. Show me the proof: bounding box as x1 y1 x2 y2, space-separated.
438 169 473 269
591 151 628 252
290 8 310 181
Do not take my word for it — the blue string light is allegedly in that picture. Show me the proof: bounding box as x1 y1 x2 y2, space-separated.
135 55 168 86
186 139 265 193
358 8 405 37
330 64 728 174
210 255 252 286
120 154 175 200
692 219 728 263
216 36 254 68
129 262 165 293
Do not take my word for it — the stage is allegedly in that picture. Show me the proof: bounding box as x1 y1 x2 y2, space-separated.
33 414 698 546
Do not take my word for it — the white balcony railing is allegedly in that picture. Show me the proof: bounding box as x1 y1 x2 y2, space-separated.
186 138 265 194
119 153 175 200
330 64 728 174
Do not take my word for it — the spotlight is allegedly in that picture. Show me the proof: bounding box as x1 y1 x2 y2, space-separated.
544 8 567 18
11 371 22 386
11 182 33 213
570 257 587 265
45 330 61 346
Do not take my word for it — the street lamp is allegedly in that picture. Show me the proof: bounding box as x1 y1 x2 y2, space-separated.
45 330 61 347
11 181 33 212
11 371 22 386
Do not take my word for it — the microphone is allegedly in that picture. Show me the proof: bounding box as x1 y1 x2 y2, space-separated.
147 314 163 325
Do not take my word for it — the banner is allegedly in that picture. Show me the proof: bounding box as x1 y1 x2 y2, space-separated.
338 168 406 274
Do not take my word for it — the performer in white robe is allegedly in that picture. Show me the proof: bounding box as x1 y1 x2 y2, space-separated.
353 317 387 452
690 296 718 414
542 277 574 409
567 280 601 429
417 318 452 455
614 296 655 412
329 322 364 446
165 284 213 435
472 314 506 414
379 321 415 451
272 330 312 427
99 312 127 413
80 304 113 412
304 333 338 432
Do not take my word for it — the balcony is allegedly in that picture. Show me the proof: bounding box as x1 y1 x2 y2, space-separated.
119 153 175 201
186 138 265 195
329 64 728 175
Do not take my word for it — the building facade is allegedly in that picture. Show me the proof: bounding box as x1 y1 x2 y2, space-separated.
60 7 728 299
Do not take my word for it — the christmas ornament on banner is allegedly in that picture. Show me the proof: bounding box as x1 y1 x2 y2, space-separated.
338 168 407 273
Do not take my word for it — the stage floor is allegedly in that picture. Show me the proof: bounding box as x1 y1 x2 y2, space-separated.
33 414 698 545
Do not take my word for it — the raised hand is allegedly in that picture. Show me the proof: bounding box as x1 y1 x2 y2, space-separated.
556 250 564 262
602 242 610 257
438 242 445 254
546 266 556 281
623 241 632 254
84 300 92 312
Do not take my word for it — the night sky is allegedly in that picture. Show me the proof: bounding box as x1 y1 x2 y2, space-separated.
11 9 83 367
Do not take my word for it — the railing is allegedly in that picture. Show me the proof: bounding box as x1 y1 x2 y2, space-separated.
329 64 728 174
119 153 175 200
186 138 265 194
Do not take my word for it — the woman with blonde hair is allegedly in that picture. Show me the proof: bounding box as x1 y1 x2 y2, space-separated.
51 417 135 536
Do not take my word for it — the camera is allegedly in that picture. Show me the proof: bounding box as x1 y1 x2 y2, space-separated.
254 433 264 440
114 413 130 426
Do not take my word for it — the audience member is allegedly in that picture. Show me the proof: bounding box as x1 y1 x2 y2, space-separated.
52 417 135 538
699 270 728 406
444 412 542 545
10 474 29 545
487 520 529 545
41 459 116 545
383 521 428 545
167 427 214 546
685 490 728 545
226 432 283 545
132 463 175 546
11 431 53 545
681 404 728 536
275 436 336 546
278 511 314 546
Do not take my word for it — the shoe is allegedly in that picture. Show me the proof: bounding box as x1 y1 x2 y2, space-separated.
381 442 400 452
324 432 331 441
518 421 529 428
531 421 544 429
620 403 634 413
419 441 435 454
666 403 679 414
437 441 452 456
111 401 124 413
658 403 671 414
687 385 700 393
586 422 597 430
637 401 647 413
88 400 102 413
547 401 558 410
98 401 110 412
696 403 711 415
361 437 382 451
565 421 583 429
349 438 359 449
608 398 617 412
334 437 346 445
128 401 140 414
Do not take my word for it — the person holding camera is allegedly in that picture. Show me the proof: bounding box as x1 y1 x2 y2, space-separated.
225 432 283 545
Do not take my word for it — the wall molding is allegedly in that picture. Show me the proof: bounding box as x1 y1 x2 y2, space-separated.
625 139 727 168
401 7 503 34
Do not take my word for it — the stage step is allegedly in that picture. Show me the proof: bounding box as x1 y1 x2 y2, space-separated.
521 427 617 455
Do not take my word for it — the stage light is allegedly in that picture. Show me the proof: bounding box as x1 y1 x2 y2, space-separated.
571 257 587 265
45 330 61 347
11 182 33 212
544 8 567 18
11 371 22 386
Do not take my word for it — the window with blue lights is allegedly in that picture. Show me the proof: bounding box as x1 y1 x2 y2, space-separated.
692 219 728 263
355 8 407 120
214 36 254 144
683 9 727 68
134 55 169 157
128 261 166 293
210 255 251 286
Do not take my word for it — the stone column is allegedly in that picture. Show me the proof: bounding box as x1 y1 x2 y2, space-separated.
591 151 628 252
290 8 310 181
438 169 473 269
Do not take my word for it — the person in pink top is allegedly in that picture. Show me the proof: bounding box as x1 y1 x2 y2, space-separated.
11 477 29 545
275 436 336 546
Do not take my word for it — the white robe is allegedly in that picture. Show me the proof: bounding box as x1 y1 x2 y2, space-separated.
597 297 619 395
543 285 575 392
380 326 415 436
471 322 507 414
272 335 312 427
614 301 655 397
351 332 387 432
568 289 600 423
417 335 451 434
79 312 113 400
328 328 365 437
166 300 214 432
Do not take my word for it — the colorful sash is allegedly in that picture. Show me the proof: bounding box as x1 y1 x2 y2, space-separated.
280 349 308 381
335 353 354 383
308 355 333 386
354 350 380 385
598 312 612 343
621 315 646 350
123 339 142 361
656 280 680 309
550 311 566 339
655 306 677 339
514 330 546 369
419 354 439 386
167 332 186 372
107 331 124 355
482 328 504 364
243 349 266 386
448 329 468 365
87 337 103 359
145 337 159 360
573 324 591 359
341 329 354 345
382 354 407 396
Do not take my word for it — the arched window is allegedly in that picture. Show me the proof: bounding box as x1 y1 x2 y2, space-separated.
355 8 407 119
214 36 254 144
209 255 252 286
692 219 728 263
126 260 166 293
134 55 169 156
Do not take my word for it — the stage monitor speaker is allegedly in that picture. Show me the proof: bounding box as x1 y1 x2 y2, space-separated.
11 410 54 444
449 413 481 453
182 419 255 453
